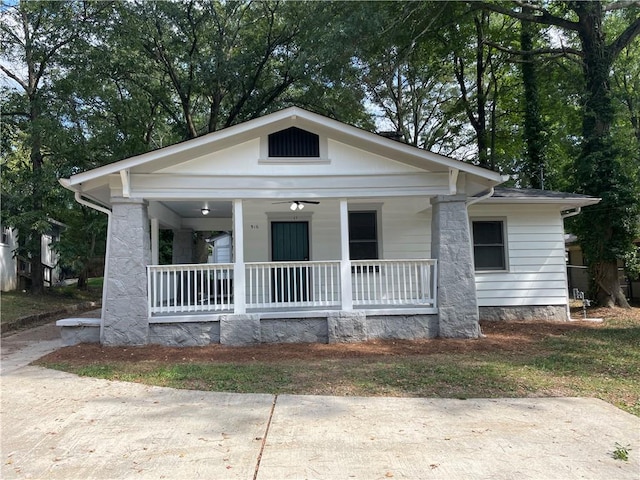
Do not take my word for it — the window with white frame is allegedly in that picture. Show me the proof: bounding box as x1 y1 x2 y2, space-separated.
472 220 506 271
348 211 378 260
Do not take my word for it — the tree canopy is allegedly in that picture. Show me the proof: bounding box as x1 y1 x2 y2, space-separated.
1 0 638 305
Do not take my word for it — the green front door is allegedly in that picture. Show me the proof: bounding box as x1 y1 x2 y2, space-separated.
271 222 309 302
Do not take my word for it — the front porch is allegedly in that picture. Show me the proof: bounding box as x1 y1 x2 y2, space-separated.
90 193 480 346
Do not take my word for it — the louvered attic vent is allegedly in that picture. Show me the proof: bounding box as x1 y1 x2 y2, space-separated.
268 127 320 157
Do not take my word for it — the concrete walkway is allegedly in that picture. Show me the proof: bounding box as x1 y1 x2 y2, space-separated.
1 323 639 479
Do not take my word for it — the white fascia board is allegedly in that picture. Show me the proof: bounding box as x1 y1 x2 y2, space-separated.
65 108 303 186
300 111 504 182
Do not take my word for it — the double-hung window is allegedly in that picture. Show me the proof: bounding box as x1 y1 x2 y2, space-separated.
348 211 378 260
472 220 506 271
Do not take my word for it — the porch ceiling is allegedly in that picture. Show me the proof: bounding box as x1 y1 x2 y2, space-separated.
163 200 232 218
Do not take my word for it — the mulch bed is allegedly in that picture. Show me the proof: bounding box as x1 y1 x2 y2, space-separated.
39 306 639 366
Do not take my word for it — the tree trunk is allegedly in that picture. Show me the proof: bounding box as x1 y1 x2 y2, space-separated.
77 270 88 290
474 14 489 168
573 1 631 308
29 100 45 295
520 5 546 189
592 261 630 308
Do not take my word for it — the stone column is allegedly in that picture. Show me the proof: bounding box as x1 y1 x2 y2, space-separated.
102 197 151 345
172 229 194 264
430 195 480 338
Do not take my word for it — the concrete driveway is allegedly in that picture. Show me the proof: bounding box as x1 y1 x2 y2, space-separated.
1 323 639 479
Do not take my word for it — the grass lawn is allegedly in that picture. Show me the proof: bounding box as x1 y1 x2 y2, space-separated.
36 306 640 416
1 278 102 327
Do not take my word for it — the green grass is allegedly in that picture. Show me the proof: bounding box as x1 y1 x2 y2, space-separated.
1 279 103 325
37 313 640 416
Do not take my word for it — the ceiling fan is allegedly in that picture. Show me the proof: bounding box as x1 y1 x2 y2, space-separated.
273 200 320 211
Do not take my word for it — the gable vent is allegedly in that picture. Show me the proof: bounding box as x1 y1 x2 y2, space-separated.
268 127 320 157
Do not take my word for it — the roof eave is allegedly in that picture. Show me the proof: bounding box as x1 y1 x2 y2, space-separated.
481 197 602 208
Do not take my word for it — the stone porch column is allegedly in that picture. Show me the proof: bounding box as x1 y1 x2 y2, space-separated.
430 195 480 338
102 197 151 345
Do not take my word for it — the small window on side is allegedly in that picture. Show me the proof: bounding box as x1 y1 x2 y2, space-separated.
472 220 506 271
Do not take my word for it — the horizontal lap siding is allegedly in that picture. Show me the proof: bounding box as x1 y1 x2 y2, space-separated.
469 204 569 307
381 199 431 259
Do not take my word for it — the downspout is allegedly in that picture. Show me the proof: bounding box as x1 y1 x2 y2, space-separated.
466 187 494 206
561 206 582 320
73 191 112 338
561 207 581 219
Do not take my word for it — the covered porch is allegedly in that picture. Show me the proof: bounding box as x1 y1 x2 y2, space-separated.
96 191 477 346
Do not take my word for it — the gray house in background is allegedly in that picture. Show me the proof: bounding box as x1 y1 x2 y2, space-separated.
58 107 599 347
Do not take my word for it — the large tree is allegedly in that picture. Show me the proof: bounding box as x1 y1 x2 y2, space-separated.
481 0 640 307
102 0 369 141
0 1 105 294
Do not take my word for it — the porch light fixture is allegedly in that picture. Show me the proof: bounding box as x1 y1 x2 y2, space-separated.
201 207 210 215
290 201 304 211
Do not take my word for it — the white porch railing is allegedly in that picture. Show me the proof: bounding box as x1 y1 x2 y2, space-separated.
352 259 437 307
246 261 341 310
147 259 436 316
147 263 234 314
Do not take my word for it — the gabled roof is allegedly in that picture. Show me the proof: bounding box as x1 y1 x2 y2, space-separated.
62 106 504 189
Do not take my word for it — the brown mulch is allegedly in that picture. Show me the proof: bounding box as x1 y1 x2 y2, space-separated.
38 306 639 367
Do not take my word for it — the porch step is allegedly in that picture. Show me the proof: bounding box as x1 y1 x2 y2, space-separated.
56 318 101 346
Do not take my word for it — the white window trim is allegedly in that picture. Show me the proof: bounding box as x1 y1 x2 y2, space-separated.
348 203 383 260
470 217 509 273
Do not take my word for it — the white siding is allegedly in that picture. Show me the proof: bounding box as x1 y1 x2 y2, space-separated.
0 227 18 291
157 138 427 177
469 204 569 307
380 198 431 259
240 198 431 262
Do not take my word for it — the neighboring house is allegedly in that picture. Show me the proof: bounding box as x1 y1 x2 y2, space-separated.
207 232 232 264
58 107 599 347
0 222 64 292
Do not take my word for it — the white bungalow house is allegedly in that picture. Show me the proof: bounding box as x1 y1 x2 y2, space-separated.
58 107 599 346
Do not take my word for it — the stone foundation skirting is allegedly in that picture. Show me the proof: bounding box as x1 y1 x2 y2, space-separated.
68 312 439 347
479 305 568 322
